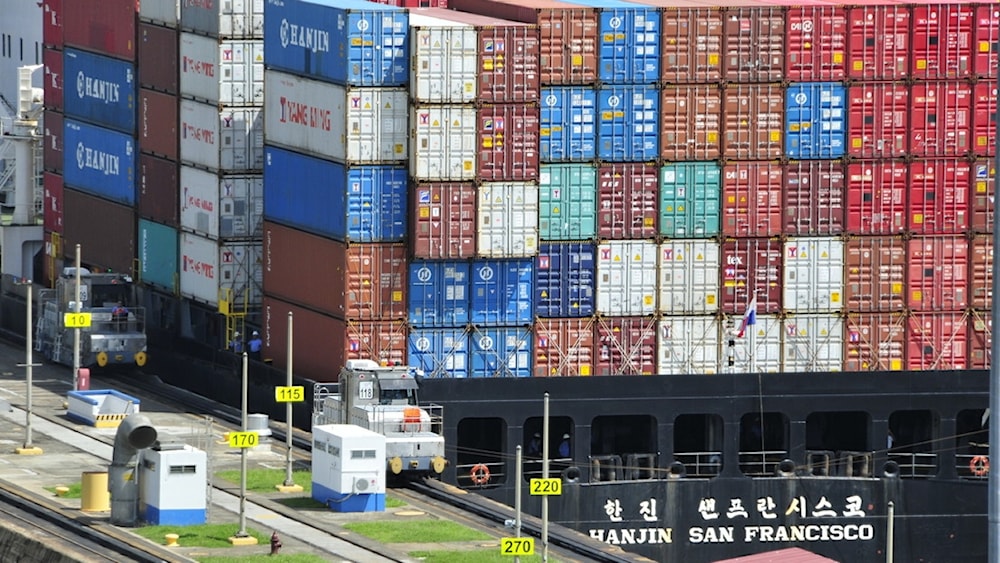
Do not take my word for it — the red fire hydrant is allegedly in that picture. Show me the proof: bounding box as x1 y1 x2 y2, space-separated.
270 531 282 555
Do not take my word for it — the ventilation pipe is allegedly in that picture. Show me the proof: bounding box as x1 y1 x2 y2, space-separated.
109 414 157 526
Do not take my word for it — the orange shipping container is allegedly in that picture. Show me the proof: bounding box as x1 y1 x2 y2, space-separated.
907 312 968 371
722 5 785 83
594 316 656 376
970 235 992 311
844 236 906 313
971 158 995 233
627 1 723 83
534 317 595 376
844 313 905 372
660 85 721 161
907 236 968 312
722 84 783 160
722 162 783 237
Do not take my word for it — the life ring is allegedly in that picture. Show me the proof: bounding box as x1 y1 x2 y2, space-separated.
971 455 990 477
469 464 490 485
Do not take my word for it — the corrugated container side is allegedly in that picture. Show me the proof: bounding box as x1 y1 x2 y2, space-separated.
722 6 785 83
656 316 720 375
478 104 540 182
739 314 782 373
658 240 719 315
910 81 972 157
63 188 136 275
538 164 597 240
785 82 846 159
911 4 974 79
408 260 471 327
721 238 782 314
972 82 996 157
845 161 907 235
44 47 63 112
597 163 657 239
595 241 657 316
533 318 594 376
659 85 721 162
784 6 847 81
974 6 999 79
578 0 659 84
139 0 178 27
722 84 784 160
138 153 179 227
783 160 845 236
908 159 970 235
180 100 264 172
180 33 264 106
63 48 137 134
179 232 262 307
907 236 968 312
656 5 723 83
43 232 60 287
597 85 659 161
64 0 137 62
477 182 539 258
409 182 477 259
535 242 595 318
411 105 477 181
180 166 263 240
907 312 968 370
972 158 995 233
409 327 471 378
139 88 179 160
43 172 63 234
844 236 906 313
43 0 63 48
594 316 656 375
847 82 908 159
659 162 721 238
782 237 844 313
721 162 783 237
971 234 992 311
470 259 534 326
43 110 64 173
408 13 477 104
138 23 179 95
470 326 532 377
782 314 844 372
846 5 909 80
180 0 264 39
844 313 906 371
138 218 179 291
969 314 991 369
540 87 597 162
62 119 137 206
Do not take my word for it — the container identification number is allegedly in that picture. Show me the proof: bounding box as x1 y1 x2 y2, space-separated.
63 312 92 328
500 537 534 556
530 478 562 496
275 386 305 403
228 431 259 448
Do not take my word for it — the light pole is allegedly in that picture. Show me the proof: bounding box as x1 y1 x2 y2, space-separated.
282 311 300 490
15 278 41 455
71 244 81 391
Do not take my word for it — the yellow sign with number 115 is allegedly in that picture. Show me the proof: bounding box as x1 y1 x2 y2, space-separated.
275 386 305 403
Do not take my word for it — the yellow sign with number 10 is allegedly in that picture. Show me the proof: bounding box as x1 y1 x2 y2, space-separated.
275 385 305 403
500 537 534 556
63 312 92 328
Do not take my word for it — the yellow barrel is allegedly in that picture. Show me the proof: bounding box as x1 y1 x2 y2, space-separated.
81 471 111 512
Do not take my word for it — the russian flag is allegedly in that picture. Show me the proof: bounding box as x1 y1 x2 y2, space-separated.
737 295 757 338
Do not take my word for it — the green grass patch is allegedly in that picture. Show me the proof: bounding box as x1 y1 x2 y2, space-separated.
44 483 82 499
198 555 328 563
343 519 491 543
215 469 312 494
386 496 406 508
409 550 551 563
133 523 268 548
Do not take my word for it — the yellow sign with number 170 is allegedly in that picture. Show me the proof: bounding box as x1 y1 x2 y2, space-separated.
500 537 534 556
275 385 305 403
228 431 259 448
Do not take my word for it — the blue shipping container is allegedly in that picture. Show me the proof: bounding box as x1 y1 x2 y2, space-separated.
535 243 595 317
540 87 596 162
408 261 471 328
560 0 659 84
63 48 136 134
138 219 178 291
598 85 659 161
263 146 406 242
471 259 534 326
264 0 409 86
63 119 137 205
408 328 470 378
470 327 532 378
785 82 847 159
659 162 721 237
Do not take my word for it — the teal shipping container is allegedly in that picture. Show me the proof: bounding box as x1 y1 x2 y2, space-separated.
539 164 598 240
659 162 721 237
138 218 178 291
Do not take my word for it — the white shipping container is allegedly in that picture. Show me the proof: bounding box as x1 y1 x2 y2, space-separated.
180 33 263 106
783 237 844 312
179 99 263 171
410 104 477 181
657 316 721 374
783 314 844 372
140 0 179 27
180 165 262 240
180 0 263 39
732 314 781 373
409 14 477 104
179 231 262 307
596 241 658 316
477 182 539 258
264 70 408 163
658 240 719 314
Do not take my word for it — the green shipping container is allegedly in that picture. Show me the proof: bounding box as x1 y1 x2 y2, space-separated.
539 164 598 240
138 218 178 291
660 162 721 238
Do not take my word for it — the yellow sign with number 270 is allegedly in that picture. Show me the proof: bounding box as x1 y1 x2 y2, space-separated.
500 537 534 556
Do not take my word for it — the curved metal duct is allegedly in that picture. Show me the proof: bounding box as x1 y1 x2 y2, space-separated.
109 414 157 526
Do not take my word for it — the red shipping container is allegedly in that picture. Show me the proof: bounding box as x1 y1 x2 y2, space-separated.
907 312 968 370
371 0 447 7
534 317 595 376
846 4 910 80
844 236 906 313
43 0 63 48
969 315 991 370
972 82 996 157
844 313 906 372
631 2 723 83
138 154 179 227
262 296 408 382
44 172 64 234
43 110 63 174
908 159 969 235
971 158 995 233
64 0 138 62
847 82 908 159
721 238 782 314
138 89 178 161
43 48 63 113
597 164 658 239
63 188 136 275
722 5 785 83
478 104 539 182
263 221 408 320
449 0 597 85
138 23 179 95
722 162 783 237
722 84 783 160
910 81 972 157
911 4 974 79
660 85 721 161
970 234 992 310
974 6 999 79
594 316 656 376
784 5 847 81
907 236 968 312
410 183 476 259
845 161 907 235
783 160 845 236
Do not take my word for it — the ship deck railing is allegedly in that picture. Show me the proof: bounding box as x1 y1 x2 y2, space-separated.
887 452 937 478
956 452 991 480
674 451 723 478
738 450 789 476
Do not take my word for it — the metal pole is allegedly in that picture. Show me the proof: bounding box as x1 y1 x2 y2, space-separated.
514 444 522 563
886 500 894 563
72 244 81 391
990 56 1000 563
541 393 549 563
284 311 295 486
24 284 33 448
238 351 249 537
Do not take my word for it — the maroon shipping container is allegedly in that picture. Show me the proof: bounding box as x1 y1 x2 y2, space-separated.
969 314 991 369
911 4 974 79
971 158 995 233
371 0 448 7
845 161 907 235
138 154 179 226
784 5 847 81
910 81 972 157
43 110 63 174
907 312 968 371
139 23 179 95
534 317 595 376
660 85 721 161
263 222 407 320
722 84 783 160
720 238 782 314
846 4 910 80
449 0 597 85
63 188 136 275
478 104 539 182
410 182 476 259
64 0 138 62
722 162 783 237
908 159 969 235
970 234 992 311
625 1 722 83
594 316 656 376
43 0 64 48
139 89 179 160
783 160 845 236
262 296 408 382
597 164 657 239
44 172 64 234
43 48 63 112
847 82 908 159
972 82 996 157
844 313 906 372
907 235 968 312
722 5 785 83
974 6 999 79
844 236 906 313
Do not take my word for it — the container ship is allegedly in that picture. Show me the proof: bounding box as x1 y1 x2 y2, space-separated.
0 0 994 560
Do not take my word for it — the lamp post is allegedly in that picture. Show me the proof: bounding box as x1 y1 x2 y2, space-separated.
15 278 42 455
72 244 81 391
